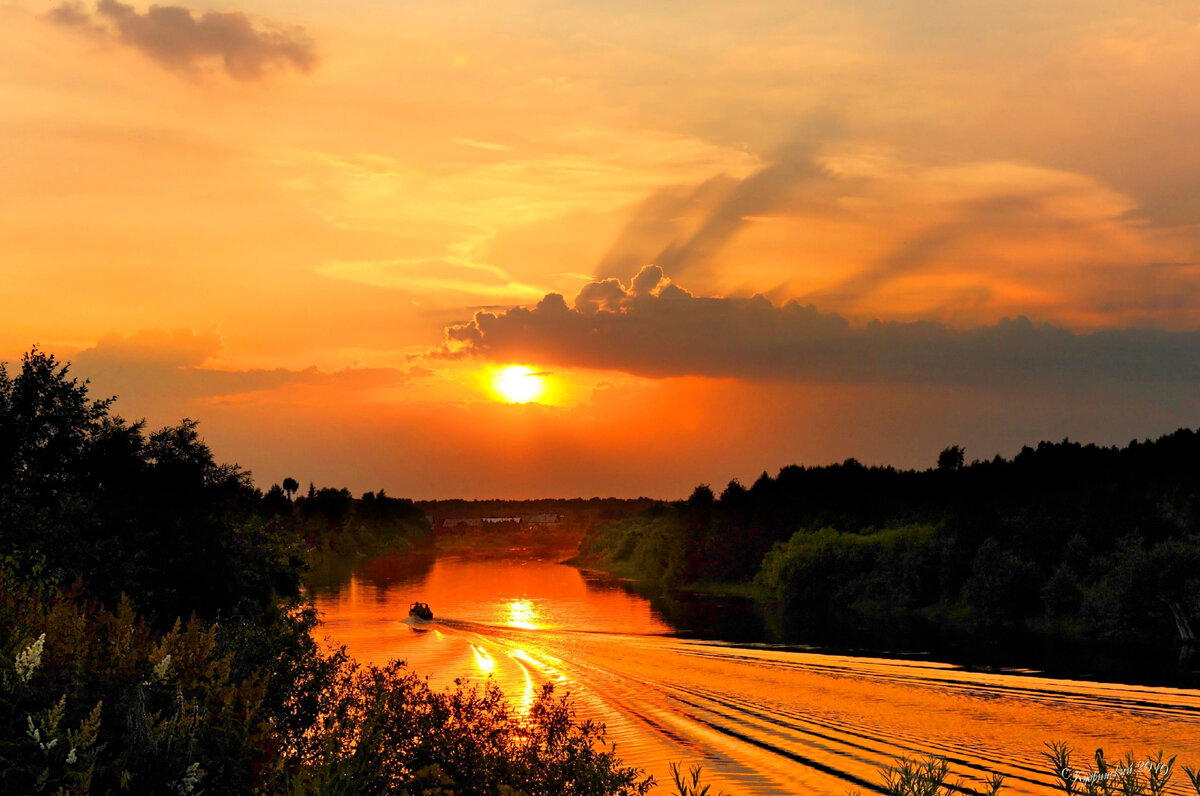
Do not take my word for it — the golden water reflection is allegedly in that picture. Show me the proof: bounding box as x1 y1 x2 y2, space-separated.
311 552 1200 795
504 599 539 629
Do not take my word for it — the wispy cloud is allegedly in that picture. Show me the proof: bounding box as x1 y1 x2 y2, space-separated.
315 259 548 302
70 328 415 405
48 0 317 80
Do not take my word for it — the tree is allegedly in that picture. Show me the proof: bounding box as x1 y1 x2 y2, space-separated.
0 348 113 500
937 445 965 471
687 484 715 506
262 484 292 518
0 348 295 623
282 476 299 500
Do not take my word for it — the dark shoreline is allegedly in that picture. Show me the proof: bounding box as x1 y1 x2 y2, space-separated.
571 561 1200 689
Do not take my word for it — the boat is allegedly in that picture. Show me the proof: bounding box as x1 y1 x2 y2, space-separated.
408 601 434 622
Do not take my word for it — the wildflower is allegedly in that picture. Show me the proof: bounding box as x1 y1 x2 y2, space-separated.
26 715 59 752
66 747 77 765
171 762 205 794
14 633 45 684
152 653 172 682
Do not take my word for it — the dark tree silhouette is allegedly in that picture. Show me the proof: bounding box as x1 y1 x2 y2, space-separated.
582 430 1200 649
937 445 965 471
282 476 299 500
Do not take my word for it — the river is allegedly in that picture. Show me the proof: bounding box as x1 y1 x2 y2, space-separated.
309 546 1200 795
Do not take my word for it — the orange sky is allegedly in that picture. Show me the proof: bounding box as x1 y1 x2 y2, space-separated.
4 0 1200 497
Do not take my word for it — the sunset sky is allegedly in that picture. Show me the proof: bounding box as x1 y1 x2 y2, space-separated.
4 0 1200 497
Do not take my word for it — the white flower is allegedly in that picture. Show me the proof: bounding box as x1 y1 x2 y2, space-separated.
26 715 58 752
171 762 205 794
14 633 45 684
66 747 77 765
152 653 172 682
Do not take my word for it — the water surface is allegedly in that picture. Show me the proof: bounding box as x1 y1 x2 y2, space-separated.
311 549 1200 795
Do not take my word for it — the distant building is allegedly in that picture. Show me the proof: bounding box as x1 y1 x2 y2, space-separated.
437 514 562 530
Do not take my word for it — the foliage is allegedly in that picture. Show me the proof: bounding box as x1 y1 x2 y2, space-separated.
0 569 657 794
755 524 943 611
846 744 1200 796
294 664 652 796
1044 742 1195 796
0 349 300 626
581 433 1200 645
0 573 272 795
668 763 729 796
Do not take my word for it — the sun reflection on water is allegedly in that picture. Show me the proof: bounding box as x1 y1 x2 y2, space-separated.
509 650 537 715
504 599 540 629
472 644 495 672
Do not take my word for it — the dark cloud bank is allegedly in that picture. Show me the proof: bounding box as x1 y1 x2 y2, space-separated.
49 0 316 80
442 266 1200 387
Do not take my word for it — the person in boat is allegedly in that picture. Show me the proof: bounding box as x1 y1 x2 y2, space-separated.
409 601 434 621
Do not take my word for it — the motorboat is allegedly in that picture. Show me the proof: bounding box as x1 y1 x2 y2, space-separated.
408 601 434 622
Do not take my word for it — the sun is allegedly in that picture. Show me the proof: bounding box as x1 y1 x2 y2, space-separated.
492 365 547 404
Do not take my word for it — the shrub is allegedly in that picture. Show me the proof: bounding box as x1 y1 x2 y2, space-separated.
295 660 652 795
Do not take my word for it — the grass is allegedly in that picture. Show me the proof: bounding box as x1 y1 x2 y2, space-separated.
674 580 761 599
671 743 1200 796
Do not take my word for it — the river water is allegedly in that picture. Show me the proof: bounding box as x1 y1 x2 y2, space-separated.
309 547 1200 795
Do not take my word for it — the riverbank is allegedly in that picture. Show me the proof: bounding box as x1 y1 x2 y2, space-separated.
570 544 1200 687
572 438 1200 686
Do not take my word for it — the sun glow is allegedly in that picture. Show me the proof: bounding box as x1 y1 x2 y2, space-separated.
492 366 547 404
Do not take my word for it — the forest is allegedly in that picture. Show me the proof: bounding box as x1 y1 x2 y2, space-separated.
578 437 1200 652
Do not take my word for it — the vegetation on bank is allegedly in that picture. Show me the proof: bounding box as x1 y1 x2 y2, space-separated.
261 479 431 562
675 742 1200 796
578 438 1200 648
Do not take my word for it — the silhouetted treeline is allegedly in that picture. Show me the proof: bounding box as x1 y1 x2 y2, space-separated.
261 480 431 558
419 498 656 532
580 437 1200 648
0 349 650 794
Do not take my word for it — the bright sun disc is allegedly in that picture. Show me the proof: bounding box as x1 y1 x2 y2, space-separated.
492 366 546 404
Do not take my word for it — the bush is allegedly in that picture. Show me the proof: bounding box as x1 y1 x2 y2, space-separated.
755 524 941 610
0 569 655 795
296 662 652 795
0 573 272 795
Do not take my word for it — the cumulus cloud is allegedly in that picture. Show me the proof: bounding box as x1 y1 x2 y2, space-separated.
441 266 1200 387
48 0 317 80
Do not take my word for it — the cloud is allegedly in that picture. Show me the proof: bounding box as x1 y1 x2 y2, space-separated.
440 266 1200 387
596 123 846 283
48 0 317 80
70 328 414 406
81 327 222 368
593 113 848 281
314 258 547 303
